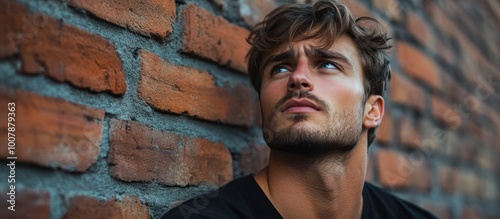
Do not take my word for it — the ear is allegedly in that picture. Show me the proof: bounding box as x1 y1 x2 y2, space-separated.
363 95 384 129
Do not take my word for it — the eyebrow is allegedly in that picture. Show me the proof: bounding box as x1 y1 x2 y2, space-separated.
305 48 353 68
262 47 353 69
263 50 295 68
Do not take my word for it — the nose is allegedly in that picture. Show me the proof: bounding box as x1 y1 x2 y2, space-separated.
287 60 314 92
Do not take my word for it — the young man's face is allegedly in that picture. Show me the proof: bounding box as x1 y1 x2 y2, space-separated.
259 35 368 155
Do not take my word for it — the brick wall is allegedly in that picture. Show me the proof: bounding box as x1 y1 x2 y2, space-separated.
0 0 498 218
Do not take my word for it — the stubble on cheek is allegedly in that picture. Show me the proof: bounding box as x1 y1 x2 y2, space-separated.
262 94 365 154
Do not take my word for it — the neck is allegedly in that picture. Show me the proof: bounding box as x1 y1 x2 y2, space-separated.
255 134 368 219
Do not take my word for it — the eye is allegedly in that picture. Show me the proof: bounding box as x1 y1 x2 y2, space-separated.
271 65 290 75
319 61 338 70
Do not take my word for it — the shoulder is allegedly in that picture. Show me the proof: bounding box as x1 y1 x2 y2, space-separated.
362 182 438 219
161 175 282 219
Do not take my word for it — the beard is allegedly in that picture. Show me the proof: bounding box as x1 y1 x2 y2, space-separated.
262 91 364 159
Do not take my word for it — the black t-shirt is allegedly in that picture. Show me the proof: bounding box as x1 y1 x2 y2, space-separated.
162 175 437 219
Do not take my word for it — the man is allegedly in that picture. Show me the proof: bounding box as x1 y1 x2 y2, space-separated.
163 0 437 218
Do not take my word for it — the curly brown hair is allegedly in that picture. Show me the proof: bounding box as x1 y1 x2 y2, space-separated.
246 0 392 147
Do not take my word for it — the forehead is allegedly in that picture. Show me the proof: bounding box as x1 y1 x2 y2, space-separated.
262 35 361 68
261 35 362 71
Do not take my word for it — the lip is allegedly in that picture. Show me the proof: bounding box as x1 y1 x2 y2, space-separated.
282 99 320 113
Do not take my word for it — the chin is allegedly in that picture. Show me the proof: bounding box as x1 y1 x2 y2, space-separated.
263 119 361 157
267 130 339 155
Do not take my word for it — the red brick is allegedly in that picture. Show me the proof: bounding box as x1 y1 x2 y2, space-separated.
344 0 391 35
441 0 460 15
458 96 483 122
68 0 175 38
376 149 410 189
0 1 23 58
108 119 178 183
240 145 270 175
116 196 150 219
372 0 402 21
477 59 500 87
396 41 441 90
375 109 393 145
422 203 452 219
108 119 232 186
457 38 482 67
464 120 486 141
460 207 487 219
239 0 276 26
430 96 462 129
181 136 233 185
406 12 433 48
440 72 468 104
462 62 495 97
485 1 500 23
390 72 426 112
0 1 126 95
454 37 495 90
449 3 482 43
398 117 421 149
183 4 250 73
436 39 456 65
64 195 149 219
409 161 432 191
439 165 458 193
457 170 484 198
138 50 255 127
0 190 50 219
429 3 495 74
343 0 371 18
424 2 460 39
0 88 104 172
456 138 479 163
